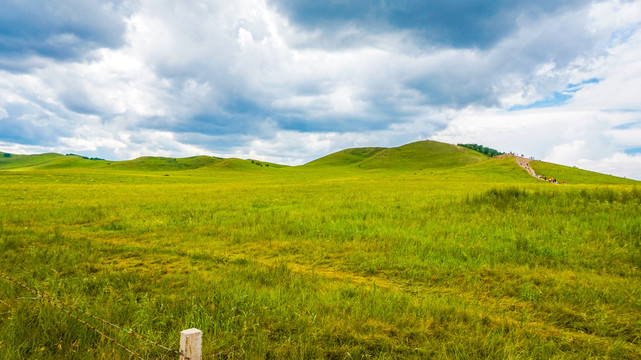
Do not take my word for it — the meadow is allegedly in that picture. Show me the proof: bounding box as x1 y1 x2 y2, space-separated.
0 143 640 359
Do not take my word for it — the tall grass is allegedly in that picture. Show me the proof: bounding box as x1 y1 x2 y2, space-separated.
0 168 639 358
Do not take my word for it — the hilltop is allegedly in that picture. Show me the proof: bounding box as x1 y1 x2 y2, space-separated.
304 140 486 170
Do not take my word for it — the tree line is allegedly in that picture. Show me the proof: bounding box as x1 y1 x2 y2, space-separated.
457 144 503 157
66 153 105 161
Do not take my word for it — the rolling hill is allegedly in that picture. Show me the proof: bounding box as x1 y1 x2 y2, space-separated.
304 140 486 170
0 152 67 170
108 156 222 171
1 141 638 184
303 147 386 167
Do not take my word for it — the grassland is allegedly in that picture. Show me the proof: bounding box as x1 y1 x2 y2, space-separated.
0 142 640 359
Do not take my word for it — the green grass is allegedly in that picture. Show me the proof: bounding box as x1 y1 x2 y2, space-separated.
0 141 640 359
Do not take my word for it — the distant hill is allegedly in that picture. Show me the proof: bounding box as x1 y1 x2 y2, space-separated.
108 156 222 171
0 152 285 172
1 142 638 184
303 147 386 167
305 140 486 170
358 140 486 169
0 153 67 170
205 158 286 170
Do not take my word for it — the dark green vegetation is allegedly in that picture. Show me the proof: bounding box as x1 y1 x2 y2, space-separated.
66 154 105 161
0 140 639 359
458 143 504 157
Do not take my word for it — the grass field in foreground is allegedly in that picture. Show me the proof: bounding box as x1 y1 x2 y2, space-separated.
0 144 640 359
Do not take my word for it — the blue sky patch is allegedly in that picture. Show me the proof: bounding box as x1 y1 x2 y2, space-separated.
509 78 600 111
614 121 641 130
566 78 600 92
508 91 572 111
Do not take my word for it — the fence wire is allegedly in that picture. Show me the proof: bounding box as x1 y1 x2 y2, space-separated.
0 270 189 359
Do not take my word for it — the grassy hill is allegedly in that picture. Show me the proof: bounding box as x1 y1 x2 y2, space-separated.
2 142 638 185
529 160 639 185
108 155 222 171
36 155 111 170
305 140 486 170
304 147 386 167
0 152 66 169
206 158 287 170
444 156 542 183
0 153 287 172
358 140 485 169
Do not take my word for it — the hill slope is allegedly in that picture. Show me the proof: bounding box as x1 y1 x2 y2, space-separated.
358 140 485 169
305 140 486 170
108 156 222 171
303 147 386 167
0 153 66 170
529 160 638 185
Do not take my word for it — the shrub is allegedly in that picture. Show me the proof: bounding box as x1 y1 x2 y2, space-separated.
457 144 503 157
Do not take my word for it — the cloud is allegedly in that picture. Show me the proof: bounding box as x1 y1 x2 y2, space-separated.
268 0 587 49
0 0 130 70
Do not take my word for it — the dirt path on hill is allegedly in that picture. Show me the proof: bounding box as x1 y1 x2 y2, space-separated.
514 156 540 179
515 155 566 184
496 154 546 181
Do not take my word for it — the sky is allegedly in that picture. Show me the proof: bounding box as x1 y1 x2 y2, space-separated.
1 0 641 179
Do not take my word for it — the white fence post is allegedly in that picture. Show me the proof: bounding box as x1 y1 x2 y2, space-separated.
180 328 202 360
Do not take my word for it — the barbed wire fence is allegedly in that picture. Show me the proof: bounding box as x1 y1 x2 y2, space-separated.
0 270 200 359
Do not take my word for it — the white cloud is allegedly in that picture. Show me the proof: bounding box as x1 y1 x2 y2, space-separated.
546 140 590 164
575 152 641 180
